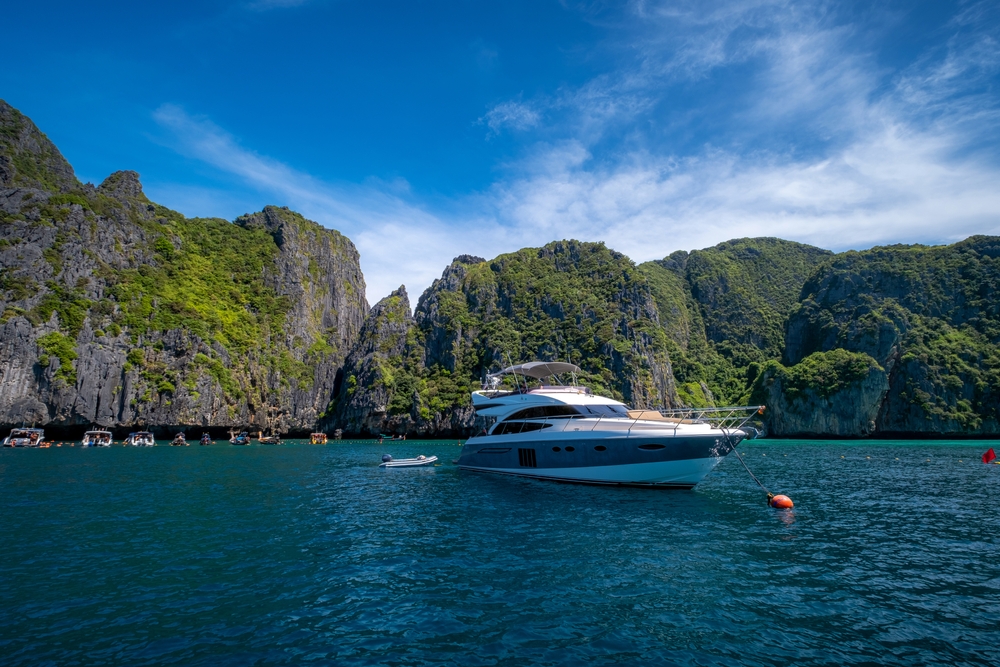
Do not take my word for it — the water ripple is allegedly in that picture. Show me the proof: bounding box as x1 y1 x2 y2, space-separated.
1 441 999 665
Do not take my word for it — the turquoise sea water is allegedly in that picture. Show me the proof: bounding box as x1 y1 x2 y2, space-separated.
1 440 999 666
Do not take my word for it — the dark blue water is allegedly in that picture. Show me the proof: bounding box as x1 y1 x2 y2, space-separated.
1 441 999 666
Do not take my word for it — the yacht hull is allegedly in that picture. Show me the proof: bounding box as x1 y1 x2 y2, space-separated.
457 433 742 488
459 457 724 488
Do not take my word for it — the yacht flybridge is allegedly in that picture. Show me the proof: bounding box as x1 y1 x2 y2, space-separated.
456 361 764 489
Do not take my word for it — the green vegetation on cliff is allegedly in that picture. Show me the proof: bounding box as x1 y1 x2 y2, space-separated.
2 99 368 430
754 349 882 401
8 100 1000 437
783 237 1000 433
36 331 78 385
415 242 674 404
640 238 833 405
0 102 78 193
333 242 679 434
108 213 289 355
751 349 888 437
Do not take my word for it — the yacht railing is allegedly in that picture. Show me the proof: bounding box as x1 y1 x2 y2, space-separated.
654 405 765 430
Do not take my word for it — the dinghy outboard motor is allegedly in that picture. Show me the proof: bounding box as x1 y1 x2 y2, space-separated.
381 454 393 463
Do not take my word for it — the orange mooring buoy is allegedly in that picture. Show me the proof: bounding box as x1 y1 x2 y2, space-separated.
769 494 794 509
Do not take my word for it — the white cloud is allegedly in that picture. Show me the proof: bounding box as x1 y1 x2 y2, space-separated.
474 0 1000 259
151 104 469 305
484 124 1000 265
149 1 1000 308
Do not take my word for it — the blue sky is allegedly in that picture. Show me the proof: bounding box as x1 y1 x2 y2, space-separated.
3 1 1000 302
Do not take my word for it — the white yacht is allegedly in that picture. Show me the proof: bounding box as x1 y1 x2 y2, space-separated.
455 362 763 489
81 430 113 447
3 428 45 448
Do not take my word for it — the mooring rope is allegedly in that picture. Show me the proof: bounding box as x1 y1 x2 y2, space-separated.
721 426 774 502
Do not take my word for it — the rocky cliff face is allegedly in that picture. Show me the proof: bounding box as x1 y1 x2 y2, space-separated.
639 238 833 406
326 286 417 435
0 99 368 434
233 207 368 428
780 238 1000 436
0 101 78 192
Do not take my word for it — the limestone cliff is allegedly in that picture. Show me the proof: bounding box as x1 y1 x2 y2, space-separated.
0 99 368 433
5 98 999 439
326 286 418 435
781 238 1000 436
639 238 833 406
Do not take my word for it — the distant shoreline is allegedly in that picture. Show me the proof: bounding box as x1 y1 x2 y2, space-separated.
6 423 1000 443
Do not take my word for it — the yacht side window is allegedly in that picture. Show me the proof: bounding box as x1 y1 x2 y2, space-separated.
491 421 554 436
502 405 581 421
580 405 630 417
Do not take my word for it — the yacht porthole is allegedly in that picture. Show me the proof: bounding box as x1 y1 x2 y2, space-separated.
565 446 575 452
594 445 607 452
552 446 561 452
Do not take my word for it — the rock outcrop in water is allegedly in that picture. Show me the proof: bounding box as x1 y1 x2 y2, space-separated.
752 349 889 437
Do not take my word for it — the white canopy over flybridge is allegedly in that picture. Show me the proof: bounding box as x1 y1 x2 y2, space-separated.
489 361 582 380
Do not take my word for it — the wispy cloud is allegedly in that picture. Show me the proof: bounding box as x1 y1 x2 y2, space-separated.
152 104 468 304
480 100 541 136
477 0 1000 257
484 125 1000 265
150 1 1000 306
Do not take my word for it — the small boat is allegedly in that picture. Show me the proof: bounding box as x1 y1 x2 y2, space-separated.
257 431 282 445
379 454 438 468
82 430 113 447
124 431 155 447
200 433 212 446
3 427 45 448
230 431 251 446
310 432 327 445
170 433 188 447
